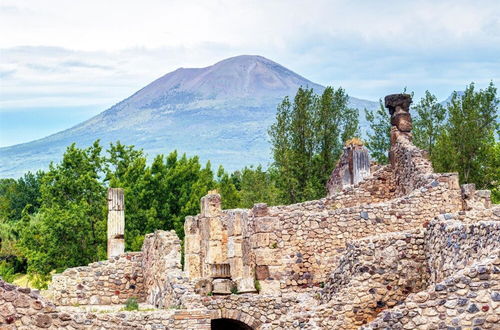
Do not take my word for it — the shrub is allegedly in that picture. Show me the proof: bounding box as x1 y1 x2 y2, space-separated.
124 297 139 311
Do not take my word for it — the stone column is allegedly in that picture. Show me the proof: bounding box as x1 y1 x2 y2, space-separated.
107 188 125 258
385 93 413 165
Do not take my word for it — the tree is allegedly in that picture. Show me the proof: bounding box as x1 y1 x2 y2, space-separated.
19 142 107 278
216 166 241 209
412 91 446 155
432 82 498 189
269 86 359 203
314 87 359 192
238 165 279 208
366 100 391 164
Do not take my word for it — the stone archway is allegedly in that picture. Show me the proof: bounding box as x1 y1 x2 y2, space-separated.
211 318 253 330
209 309 261 329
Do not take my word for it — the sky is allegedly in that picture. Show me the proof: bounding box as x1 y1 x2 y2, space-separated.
1 0 499 147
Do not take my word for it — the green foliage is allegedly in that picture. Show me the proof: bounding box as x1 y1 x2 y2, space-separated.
230 286 239 294
431 82 498 192
366 100 391 164
216 166 241 209
254 279 261 293
412 91 446 155
269 86 359 203
0 260 16 282
124 297 139 311
19 141 107 277
236 165 279 208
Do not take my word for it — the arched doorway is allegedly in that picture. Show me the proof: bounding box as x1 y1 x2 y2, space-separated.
211 318 254 330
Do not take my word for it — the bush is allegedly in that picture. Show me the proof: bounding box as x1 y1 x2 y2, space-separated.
124 297 139 311
0 261 16 283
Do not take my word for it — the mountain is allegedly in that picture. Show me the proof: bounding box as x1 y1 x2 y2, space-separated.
0 55 378 178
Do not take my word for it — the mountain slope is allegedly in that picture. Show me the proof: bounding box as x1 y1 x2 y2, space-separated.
0 55 378 178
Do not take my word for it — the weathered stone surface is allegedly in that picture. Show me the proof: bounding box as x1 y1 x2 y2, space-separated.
212 279 236 294
107 188 125 258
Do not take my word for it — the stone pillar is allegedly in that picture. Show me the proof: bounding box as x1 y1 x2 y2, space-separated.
385 94 413 165
107 188 125 258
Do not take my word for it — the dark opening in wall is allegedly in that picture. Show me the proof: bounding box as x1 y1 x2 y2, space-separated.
211 318 253 330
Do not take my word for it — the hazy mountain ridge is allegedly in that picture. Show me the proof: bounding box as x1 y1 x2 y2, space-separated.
0 55 378 178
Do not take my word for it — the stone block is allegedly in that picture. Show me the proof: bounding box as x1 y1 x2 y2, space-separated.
251 233 270 248
254 248 281 265
212 279 236 294
200 193 221 217
229 258 243 279
185 254 201 278
255 265 270 280
227 236 242 258
194 279 212 296
252 203 269 216
259 280 281 295
227 212 243 236
236 277 257 293
185 234 201 254
253 217 278 233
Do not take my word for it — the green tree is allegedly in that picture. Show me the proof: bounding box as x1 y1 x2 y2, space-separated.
432 82 498 190
366 100 391 164
269 86 359 203
413 91 446 155
314 87 358 192
216 166 241 209
19 142 107 278
238 165 279 208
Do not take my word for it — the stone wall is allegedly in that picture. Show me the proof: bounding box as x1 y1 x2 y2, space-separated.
426 218 500 284
1 279 211 329
326 143 371 196
364 256 500 329
141 230 197 309
48 252 144 306
185 171 461 294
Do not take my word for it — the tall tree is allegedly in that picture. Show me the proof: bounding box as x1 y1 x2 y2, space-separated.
366 101 391 164
314 87 359 190
269 86 359 203
19 142 107 279
432 82 498 188
412 91 446 155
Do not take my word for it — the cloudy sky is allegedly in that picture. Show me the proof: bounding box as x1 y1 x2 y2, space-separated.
1 0 499 147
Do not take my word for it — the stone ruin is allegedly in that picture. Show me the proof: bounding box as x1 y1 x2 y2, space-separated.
1 94 499 329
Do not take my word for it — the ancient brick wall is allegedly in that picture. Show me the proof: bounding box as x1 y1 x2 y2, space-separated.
364 256 500 329
425 218 500 283
48 252 145 306
141 230 198 309
1 279 211 329
185 172 462 294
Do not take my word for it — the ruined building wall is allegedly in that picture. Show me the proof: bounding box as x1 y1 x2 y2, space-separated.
185 172 462 293
1 279 211 329
141 230 196 309
386 94 435 196
326 143 371 196
425 218 500 283
184 93 466 293
48 252 145 306
365 255 500 330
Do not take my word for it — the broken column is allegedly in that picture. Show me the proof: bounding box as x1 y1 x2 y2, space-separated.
107 188 125 258
385 93 413 166
326 141 370 196
385 93 413 142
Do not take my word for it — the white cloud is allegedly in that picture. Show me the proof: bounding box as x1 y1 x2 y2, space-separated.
0 0 499 146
